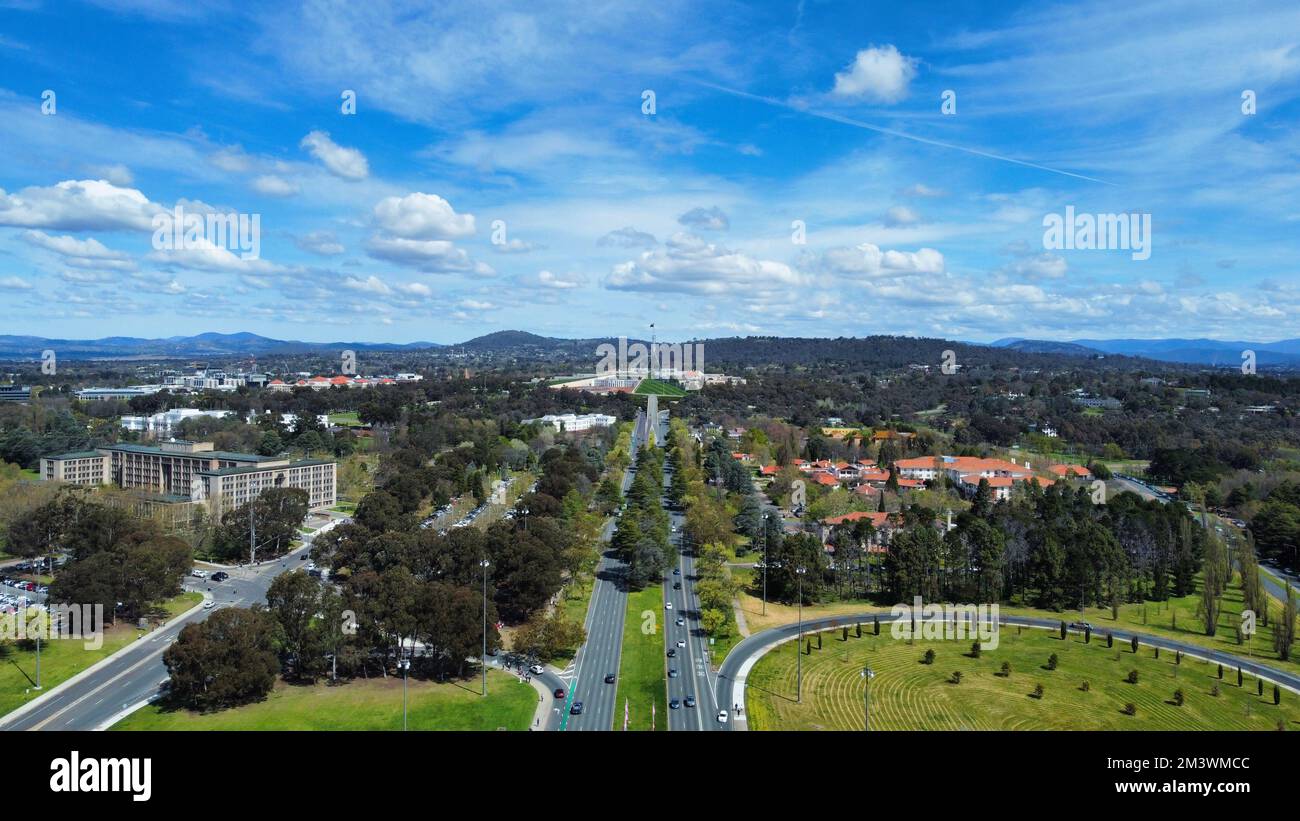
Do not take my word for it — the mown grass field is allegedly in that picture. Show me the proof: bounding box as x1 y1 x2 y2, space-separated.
733 571 1300 678
112 669 536 730
747 626 1300 731
614 583 667 730
0 592 202 719
633 379 687 397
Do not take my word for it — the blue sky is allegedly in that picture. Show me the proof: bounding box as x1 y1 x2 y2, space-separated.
1 0 1298 344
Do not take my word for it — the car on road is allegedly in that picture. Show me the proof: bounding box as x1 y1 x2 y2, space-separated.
529 664 545 675
676 639 685 648
553 687 566 699
717 710 729 723
668 668 679 678
202 601 215 610
604 673 616 684
1068 621 1093 631
669 698 680 709
684 695 695 708
570 701 584 715
191 569 208 579
665 601 673 609
673 582 681 590
667 648 676 657
676 617 685 626
212 571 229 582
672 568 680 575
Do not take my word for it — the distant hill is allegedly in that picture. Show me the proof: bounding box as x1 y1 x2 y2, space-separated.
0 332 441 359
990 339 1105 356
987 337 1300 368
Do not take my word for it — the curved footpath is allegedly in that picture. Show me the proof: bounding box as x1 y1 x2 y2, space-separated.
713 611 1300 732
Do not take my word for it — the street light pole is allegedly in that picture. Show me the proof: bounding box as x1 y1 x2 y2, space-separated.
399 654 410 731
862 667 874 730
796 566 806 703
762 513 769 616
480 558 491 697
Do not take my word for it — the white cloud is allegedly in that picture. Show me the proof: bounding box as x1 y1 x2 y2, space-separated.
831 45 918 103
536 270 586 289
678 206 730 231
300 130 370 180
0 276 33 290
883 205 921 227
86 163 134 186
372 192 475 239
294 231 345 256
0 179 160 231
344 275 392 295
817 242 945 278
606 232 804 295
598 226 657 248
252 175 300 197
1002 252 1067 281
21 230 136 271
365 235 493 275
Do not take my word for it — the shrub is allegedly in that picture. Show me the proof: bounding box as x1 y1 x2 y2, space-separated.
1046 653 1059 671
1210 684 1220 697
922 649 935 665
950 671 963 684
1032 683 1044 699
1080 680 1091 692
1127 669 1140 684
999 661 1011 678
970 641 981 658
1123 702 1137 716
1173 689 1185 706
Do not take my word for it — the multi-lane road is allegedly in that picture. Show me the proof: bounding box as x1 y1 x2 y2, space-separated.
0 526 336 731
559 407 651 730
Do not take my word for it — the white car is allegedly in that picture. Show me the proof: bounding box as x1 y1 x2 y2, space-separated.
676 640 686 648
717 710 729 724
665 602 673 610
191 569 208 579
202 601 215 610
529 664 544 675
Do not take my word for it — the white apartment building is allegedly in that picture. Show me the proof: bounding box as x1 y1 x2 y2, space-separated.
525 413 617 432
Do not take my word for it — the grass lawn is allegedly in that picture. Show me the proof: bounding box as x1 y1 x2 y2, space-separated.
731 572 1300 678
112 669 536 730
0 591 202 719
633 378 687 397
748 626 1300 731
614 583 667 730
327 411 365 427
18 469 39 481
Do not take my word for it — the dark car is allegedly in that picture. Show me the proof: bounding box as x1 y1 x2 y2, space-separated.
554 687 566 699
684 695 696 708
673 582 681 590
668 668 679 678
667 648 676 658
211 571 230 582
604 673 616 684
570 701 584 715
669 698 680 709
672 568 680 575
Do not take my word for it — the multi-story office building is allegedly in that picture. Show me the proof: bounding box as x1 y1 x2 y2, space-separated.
39 439 335 520
0 385 32 402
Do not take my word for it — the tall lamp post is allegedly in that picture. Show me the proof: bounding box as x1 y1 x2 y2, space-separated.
480 558 491 696
762 513 771 616
861 667 875 731
795 566 806 703
398 654 411 731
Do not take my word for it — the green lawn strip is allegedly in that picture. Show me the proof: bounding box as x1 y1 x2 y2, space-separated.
327 411 364 427
613 583 667 730
748 626 1300 731
112 669 535 730
633 379 687 397
0 591 202 719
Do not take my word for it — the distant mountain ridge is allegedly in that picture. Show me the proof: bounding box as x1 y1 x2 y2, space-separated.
0 329 1296 369
991 337 1300 367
